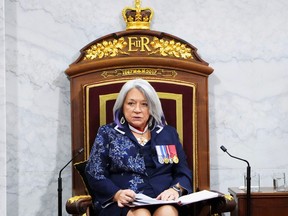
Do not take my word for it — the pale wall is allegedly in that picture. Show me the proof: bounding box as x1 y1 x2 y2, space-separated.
1 0 288 215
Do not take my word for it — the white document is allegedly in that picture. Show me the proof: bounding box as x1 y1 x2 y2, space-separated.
129 190 219 207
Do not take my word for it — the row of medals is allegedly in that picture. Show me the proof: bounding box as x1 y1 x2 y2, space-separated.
159 155 179 164
137 140 179 164
137 138 179 164
156 145 179 164
134 129 179 164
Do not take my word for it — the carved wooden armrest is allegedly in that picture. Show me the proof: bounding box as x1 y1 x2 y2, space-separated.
195 192 236 216
66 195 92 215
210 193 236 214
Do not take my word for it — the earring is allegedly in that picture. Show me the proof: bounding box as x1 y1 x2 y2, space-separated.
120 117 125 124
148 118 153 127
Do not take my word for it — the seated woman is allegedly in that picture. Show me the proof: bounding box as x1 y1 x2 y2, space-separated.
85 78 193 216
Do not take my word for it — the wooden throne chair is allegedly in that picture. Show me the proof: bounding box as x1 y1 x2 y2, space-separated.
64 1 235 215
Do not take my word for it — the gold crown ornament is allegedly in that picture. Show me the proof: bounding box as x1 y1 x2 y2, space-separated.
122 0 154 30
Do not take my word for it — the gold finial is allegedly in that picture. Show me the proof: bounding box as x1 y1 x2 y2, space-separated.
122 0 154 30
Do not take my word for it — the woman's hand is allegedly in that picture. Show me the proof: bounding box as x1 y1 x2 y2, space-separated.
113 189 136 207
156 188 179 201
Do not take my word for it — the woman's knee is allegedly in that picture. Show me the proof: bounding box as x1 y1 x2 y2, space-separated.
153 205 178 216
127 207 151 216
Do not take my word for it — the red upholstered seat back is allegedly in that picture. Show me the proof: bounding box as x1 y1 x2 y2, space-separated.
83 79 196 174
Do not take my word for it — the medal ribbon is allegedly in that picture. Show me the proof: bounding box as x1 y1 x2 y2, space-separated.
165 145 173 163
159 145 169 164
169 145 179 163
160 145 168 159
155 146 162 156
168 145 177 157
155 146 164 164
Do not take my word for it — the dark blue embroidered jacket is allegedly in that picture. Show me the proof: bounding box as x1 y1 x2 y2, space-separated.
85 122 192 208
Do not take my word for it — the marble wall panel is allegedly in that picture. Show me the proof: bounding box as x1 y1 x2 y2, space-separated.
4 0 288 215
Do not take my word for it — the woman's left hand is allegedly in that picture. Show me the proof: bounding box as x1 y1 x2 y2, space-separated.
156 188 179 201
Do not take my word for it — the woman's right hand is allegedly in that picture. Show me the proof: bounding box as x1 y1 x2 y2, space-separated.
113 189 136 207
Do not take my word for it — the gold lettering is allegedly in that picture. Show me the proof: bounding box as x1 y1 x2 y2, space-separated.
128 36 151 52
140 37 151 51
136 40 141 48
128 37 138 52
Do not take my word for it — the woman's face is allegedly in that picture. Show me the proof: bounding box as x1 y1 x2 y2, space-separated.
123 88 150 131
